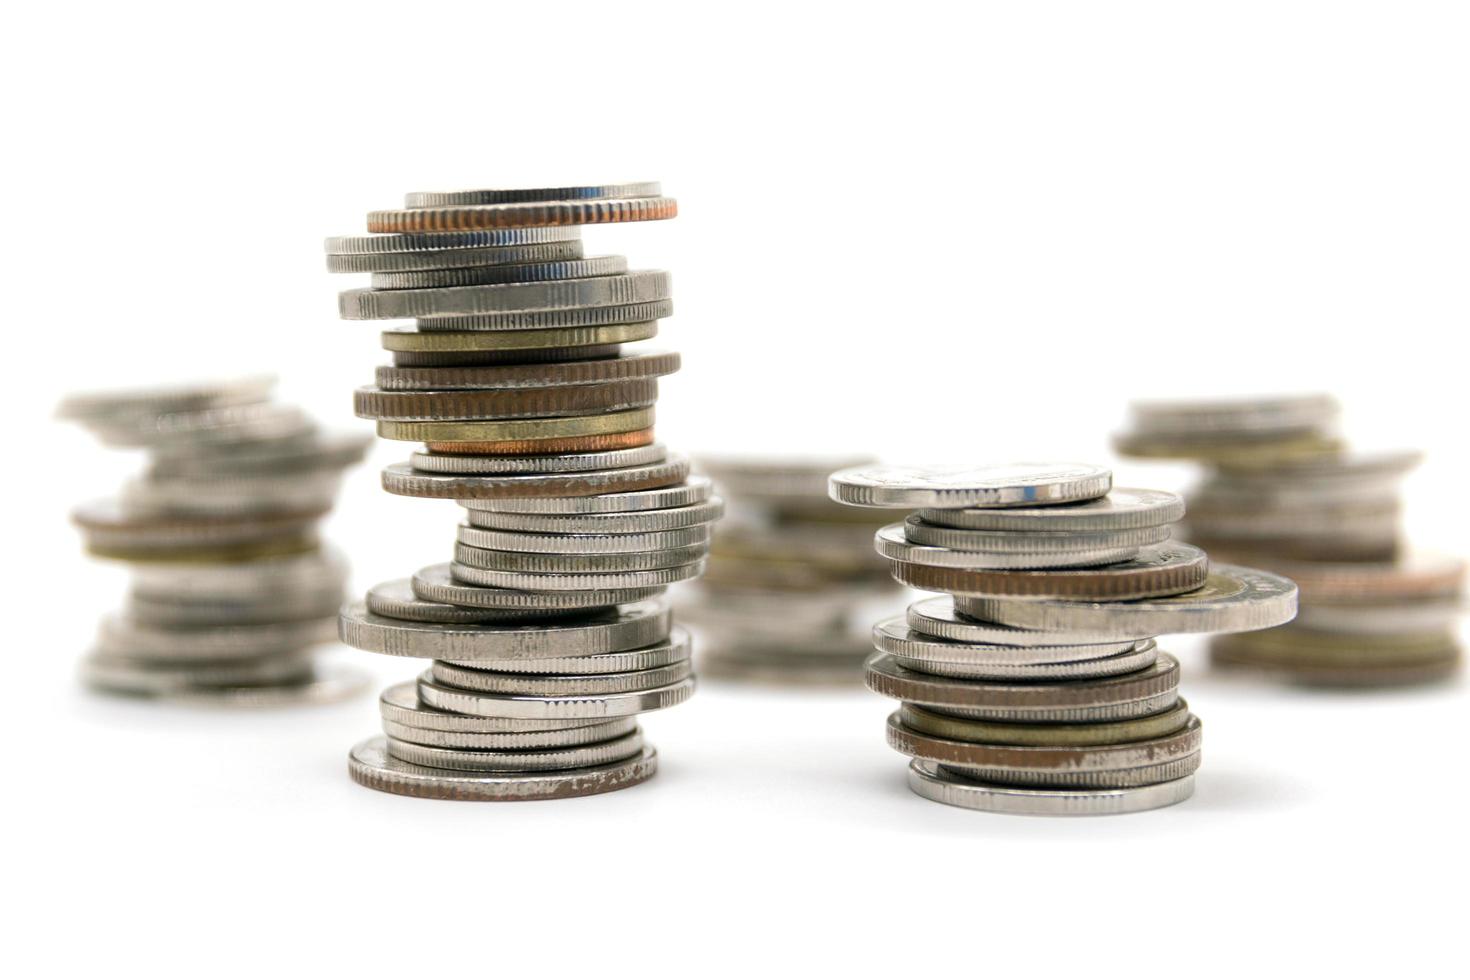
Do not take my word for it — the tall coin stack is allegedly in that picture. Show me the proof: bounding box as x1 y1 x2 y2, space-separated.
326 182 717 801
679 456 904 685
59 378 371 706
1116 394 1465 685
829 463 1298 816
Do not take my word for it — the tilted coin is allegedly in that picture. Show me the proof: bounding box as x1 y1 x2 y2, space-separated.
899 699 1193 747
463 497 725 534
385 729 645 772
353 378 657 421
381 455 687 500
448 558 705 592
382 716 638 750
338 598 671 660
380 322 657 353
58 376 276 421
370 255 628 290
376 406 654 443
828 462 1112 509
411 562 664 611
945 753 1201 789
875 615 1139 665
377 681 612 733
430 659 692 696
376 351 680 391
414 300 673 333
326 240 584 274
341 270 672 320
907 759 1195 815
324 227 581 255
956 563 1298 636
424 429 656 456
905 595 1154 646
462 475 712 514
410 443 668 474
404 183 663 207
886 713 1202 773
456 522 711 556
888 543 1210 600
365 577 550 624
445 629 691 675
367 197 678 233
453 541 708 573
902 516 1172 553
416 672 696 720
876 523 1148 571
917 488 1185 532
888 641 1159 681
348 736 658 801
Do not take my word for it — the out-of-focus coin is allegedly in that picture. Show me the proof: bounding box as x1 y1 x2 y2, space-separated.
1262 554 1465 602
1128 393 1338 436
888 543 1209 600
828 462 1112 509
57 376 276 421
916 488 1185 532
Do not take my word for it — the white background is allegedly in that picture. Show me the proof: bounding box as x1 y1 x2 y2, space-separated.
5 2 1467 977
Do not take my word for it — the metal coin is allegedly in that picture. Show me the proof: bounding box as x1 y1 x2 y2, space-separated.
443 629 691 676
416 672 696 720
385 729 645 773
902 516 1173 553
457 523 711 556
414 300 672 333
377 351 680 391
1291 598 1465 635
366 197 677 232
58 376 276 421
423 428 656 456
917 488 1185 532
1114 430 1343 463
392 344 625 367
381 322 657 353
906 596 1153 646
382 455 687 500
942 752 1202 788
377 407 654 444
1260 554 1465 602
326 240 584 274
354 378 657 421
828 462 1112 509
365 578 551 624
463 475 712 514
697 454 878 501
430 658 692 696
377 681 611 733
83 662 369 708
411 562 664 611
453 541 707 574
403 183 663 207
889 543 1210 600
381 716 638 750
342 270 672 320
370 255 627 290
97 615 336 661
462 498 725 534
348 737 658 801
1128 393 1339 436
907 760 1195 815
876 615 1139 665
887 713 1202 773
324 227 581 254
877 523 1148 571
82 651 315 691
1210 637 1461 686
448 558 705 592
409 443 667 474
899 699 1193 747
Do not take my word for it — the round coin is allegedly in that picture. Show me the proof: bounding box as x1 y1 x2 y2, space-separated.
453 541 707 574
877 522 1151 571
411 562 664 611
353 378 657 421
906 595 1153 646
828 462 1112 509
365 577 551 624
326 240 584 274
899 700 1193 747
462 498 725 534
381 455 687 500
382 716 637 750
906 759 1195 815
377 681 613 733
877 615 1139 665
342 271 672 320
917 488 1185 532
404 183 663 207
462 475 711 514
902 516 1172 553
448 559 705 592
377 351 679 391
415 300 672 333
348 737 658 801
376 407 654 443
370 255 628 290
380 322 657 353
445 629 691 675
889 543 1210 600
416 672 696 720
430 658 692 696
409 443 667 474
325 227 581 254
887 713 1202 774
944 753 1201 789
385 729 645 773
367 197 677 233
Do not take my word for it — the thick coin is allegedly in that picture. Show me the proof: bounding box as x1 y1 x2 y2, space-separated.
463 475 711 514
404 183 663 207
889 543 1210 600
424 428 655 456
1207 626 1460 667
326 240 583 274
828 462 1111 509
370 255 627 290
462 498 724 534
377 351 679 391
877 523 1150 570
377 681 610 733
443 629 691 675
876 615 1139 665
342 270 672 320
348 736 658 801
917 488 1185 532
1292 598 1465 635
887 713 1202 772
1213 447 1422 480
367 197 677 232
97 615 335 661
1261 555 1465 602
365 577 550 624
1210 636 1460 686
1129 393 1338 436
453 541 708 574
86 535 321 564
145 430 371 478
944 753 1202 788
84 661 368 707
410 443 667 474
411 562 664 611
354 378 657 421
325 227 581 254
381 323 657 354
448 559 705 592
382 716 637 750
382 455 686 500
338 598 670 660
1114 431 1343 463
392 345 624 367
415 300 673 333
899 700 1193 747
376 407 654 443
906 595 1153 646
888 641 1159 681
385 729 645 773
903 516 1172 553
457 523 711 556
697 454 877 501
129 547 347 598
907 759 1194 815
416 672 696 720
127 590 342 628
430 659 692 696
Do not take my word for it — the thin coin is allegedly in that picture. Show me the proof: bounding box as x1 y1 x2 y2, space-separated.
901 516 1172 553
456 523 711 556
409 443 667 474
462 497 724 534
875 615 1139 665
889 642 1159 681
452 541 707 574
385 729 645 773
381 322 656 352
917 488 1185 532
906 595 1153 646
429 659 692 696
411 562 663 611
377 681 611 733
463 475 712 514
376 406 654 443
899 700 1193 747
448 558 705 592
381 455 687 500
415 300 672 333
342 270 672 319
877 523 1148 571
889 543 1209 600
324 227 581 254
353 378 657 421
907 760 1195 815
828 462 1112 509
382 716 638 750
393 345 624 367
348 737 658 801
416 672 696 720
326 240 583 274
376 351 679 391
370 255 628 290
444 629 691 675
944 753 1201 789
403 183 663 207
886 713 1202 773
424 428 656 456
365 577 550 624
367 197 678 232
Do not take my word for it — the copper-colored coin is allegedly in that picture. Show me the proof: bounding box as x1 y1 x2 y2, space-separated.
377 407 653 444
424 428 656 456
366 197 678 233
353 378 658 421
885 712 1203 773
888 543 1209 600
864 652 1181 713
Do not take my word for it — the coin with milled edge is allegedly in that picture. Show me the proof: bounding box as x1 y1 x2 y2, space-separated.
876 615 1139 665
377 681 609 733
377 351 680 391
325 227 581 255
887 713 1202 772
456 523 710 556
905 595 1153 646
381 323 658 355
464 475 711 514
453 541 707 574
907 759 1195 815
354 378 657 421
415 300 673 333
889 543 1209 600
386 729 645 772
349 736 658 801
449 558 705 592
829 462 1111 509
410 443 667 475
902 516 1173 553
889 642 1159 681
364 577 550 624
58 376 277 420
342 270 672 320
944 753 1201 789
404 183 663 208
878 523 1151 570
370 255 628 290
1130 393 1338 435
367 197 678 233
327 240 584 274
430 658 692 696
426 429 656 456
899 700 1192 747
377 407 654 443
382 716 638 750
393 345 625 367
445 630 691 676
383 456 686 500
917 488 1185 532
411 562 664 611
463 498 725 534
416 672 696 720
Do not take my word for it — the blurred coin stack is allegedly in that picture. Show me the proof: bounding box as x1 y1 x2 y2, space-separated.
679 456 904 684
1116 394 1465 685
59 378 371 705
327 182 717 801
830 463 1297 816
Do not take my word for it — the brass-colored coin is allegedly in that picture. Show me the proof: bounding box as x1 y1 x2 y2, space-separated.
367 197 678 232
381 322 656 353
899 700 1192 747
1210 627 1460 667
425 428 656 456
1211 635 1461 686
353 378 658 421
889 543 1209 600
376 407 654 443
1114 431 1343 463
87 535 321 564
886 713 1203 773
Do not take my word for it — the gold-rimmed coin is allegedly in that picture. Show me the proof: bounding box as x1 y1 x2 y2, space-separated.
377 407 653 443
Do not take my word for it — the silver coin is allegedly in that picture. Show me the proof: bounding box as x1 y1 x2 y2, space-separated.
443 629 691 675
876 615 1141 665
339 270 672 320
1291 598 1466 635
430 658 692 696
1129 393 1338 436
370 255 627 290
404 183 663 207
889 714 1202 774
97 615 336 661
349 736 658 801
385 729 645 773
463 498 725 534
448 559 705 592
381 716 637 750
338 598 670 660
907 759 1195 815
82 651 315 691
84 662 368 708
828 462 1112 509
414 300 673 333
378 680 610 733
462 476 712 514
326 240 583 274
130 547 347 599
916 488 1185 532
876 523 1145 570
147 430 371 478
957 564 1299 637
409 444 668 474
325 227 581 255
903 517 1173 553
416 672 696 720
365 578 550 624
57 376 276 421
453 541 708 573
890 644 1159 681
392 345 625 366
456 523 711 555
127 589 344 628
942 754 1202 789
383 457 689 500
411 562 664 611
696 454 878 501
905 596 1153 646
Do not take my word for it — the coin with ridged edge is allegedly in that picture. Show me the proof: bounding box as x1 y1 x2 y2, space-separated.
415 300 672 333
905 596 1153 646
410 443 667 475
899 700 1192 747
377 351 679 391
462 497 724 534
453 541 707 574
887 641 1159 681
901 516 1172 553
430 658 692 696
425 429 655 456
416 672 696 720
878 523 1152 570
411 562 664 611
385 729 645 772
876 615 1138 664
365 577 551 624
456 523 711 555
917 488 1185 532
829 462 1111 509
887 713 1202 773
354 378 657 421
342 270 672 320
326 240 583 274
377 407 654 443
393 345 625 367
325 227 581 255
463 475 711 514
348 736 658 801
443 629 691 676
367 197 677 233
449 558 705 592
383 456 687 500
377 681 611 733
404 183 663 208
906 759 1195 815
943 753 1201 789
382 323 657 354
888 543 1209 600
382 715 638 750
369 255 625 290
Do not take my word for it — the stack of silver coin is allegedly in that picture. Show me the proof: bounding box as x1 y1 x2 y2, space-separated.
678 456 904 685
830 463 1298 816
1116 395 1464 685
59 378 371 706
326 182 716 801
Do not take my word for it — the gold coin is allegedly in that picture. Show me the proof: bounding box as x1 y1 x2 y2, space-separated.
377 407 653 443
381 321 656 353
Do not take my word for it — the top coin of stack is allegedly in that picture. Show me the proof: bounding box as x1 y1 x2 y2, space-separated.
678 455 905 684
1115 394 1465 686
58 377 371 706
830 462 1297 816
325 182 719 801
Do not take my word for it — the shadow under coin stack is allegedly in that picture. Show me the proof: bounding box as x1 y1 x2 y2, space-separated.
326 182 717 801
829 463 1298 816
59 378 371 706
679 456 904 685
1116 395 1464 685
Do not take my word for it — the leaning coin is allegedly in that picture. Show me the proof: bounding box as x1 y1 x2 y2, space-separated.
448 559 705 592
899 700 1193 747
382 454 685 499
446 630 691 675
875 615 1139 665
453 541 707 573
348 737 658 801
364 578 550 624
416 672 696 720
326 240 584 274
382 716 638 750
370 255 628 290
325 227 581 255
901 517 1172 553
377 681 608 733
367 197 677 232
339 598 670 660
353 378 657 421
341 271 672 320
411 562 665 611
462 498 725 534
887 713 1202 773
906 759 1195 815
377 351 680 391
430 659 692 696
828 462 1111 509
457 523 711 555
876 523 1147 571
385 729 646 773
410 443 668 474
415 300 672 333
403 182 663 207
889 543 1209 600
888 642 1159 681
917 488 1185 532
906 595 1153 646
956 564 1299 636
462 475 711 514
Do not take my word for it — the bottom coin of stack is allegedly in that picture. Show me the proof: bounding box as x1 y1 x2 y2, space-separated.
830 462 1298 816
679 456 904 685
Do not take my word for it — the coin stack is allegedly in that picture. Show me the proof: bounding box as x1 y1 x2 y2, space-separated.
59 378 371 706
326 182 717 801
1116 394 1465 685
830 463 1298 816
678 456 904 685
